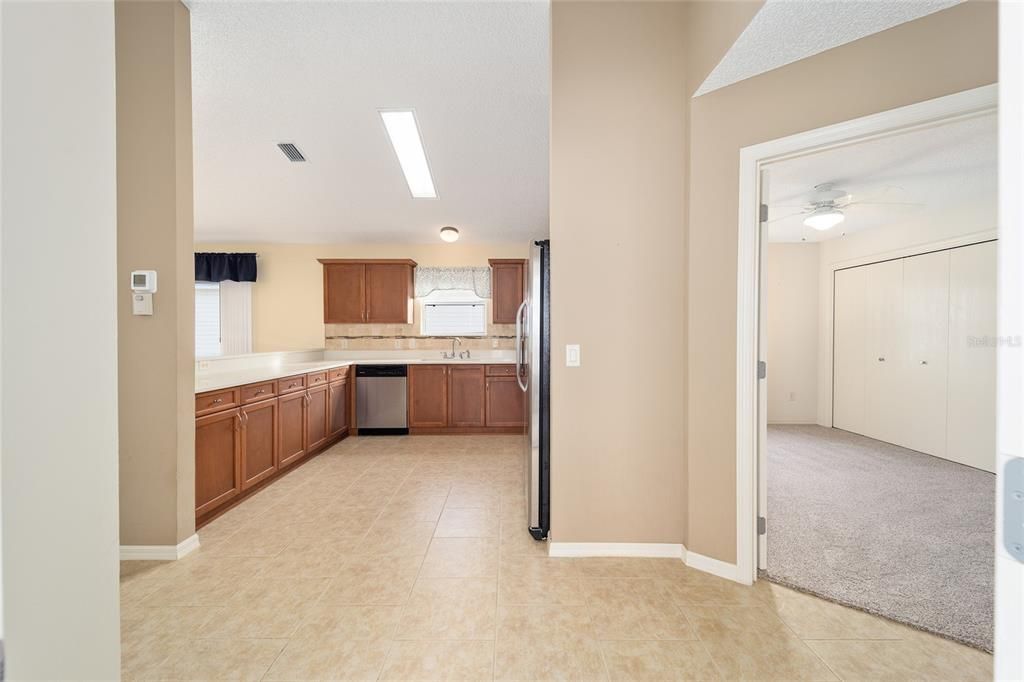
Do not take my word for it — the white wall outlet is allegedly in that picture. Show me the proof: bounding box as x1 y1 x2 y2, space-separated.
131 292 153 316
198 360 210 370
409 338 417 349
492 338 499 348
566 344 581 367
394 339 403 349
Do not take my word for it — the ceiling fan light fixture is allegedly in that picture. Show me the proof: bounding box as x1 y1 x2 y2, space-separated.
439 226 459 243
804 208 845 231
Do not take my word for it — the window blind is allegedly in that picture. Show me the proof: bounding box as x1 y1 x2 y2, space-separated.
421 303 487 336
195 282 221 357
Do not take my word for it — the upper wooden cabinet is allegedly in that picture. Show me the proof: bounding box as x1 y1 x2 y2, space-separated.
489 259 526 324
320 259 416 324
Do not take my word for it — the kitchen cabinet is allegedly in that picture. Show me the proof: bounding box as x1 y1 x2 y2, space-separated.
278 389 307 469
407 363 524 433
319 259 416 324
306 383 329 452
328 374 349 437
448 365 485 427
240 397 278 490
409 364 448 427
486 376 525 428
489 259 526 324
195 408 241 517
195 365 352 525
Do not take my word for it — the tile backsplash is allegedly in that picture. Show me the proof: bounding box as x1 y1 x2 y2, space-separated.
325 320 516 351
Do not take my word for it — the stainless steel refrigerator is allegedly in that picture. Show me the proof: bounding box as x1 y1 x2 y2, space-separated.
516 240 550 540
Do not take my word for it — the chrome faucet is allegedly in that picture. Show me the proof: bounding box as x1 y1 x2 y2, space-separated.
441 337 462 360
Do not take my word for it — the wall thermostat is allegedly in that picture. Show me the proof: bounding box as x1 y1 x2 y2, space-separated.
130 270 157 293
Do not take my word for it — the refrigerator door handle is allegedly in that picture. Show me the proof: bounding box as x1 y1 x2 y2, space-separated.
515 300 529 392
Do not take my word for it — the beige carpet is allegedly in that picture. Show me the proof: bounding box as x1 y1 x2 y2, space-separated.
765 424 995 651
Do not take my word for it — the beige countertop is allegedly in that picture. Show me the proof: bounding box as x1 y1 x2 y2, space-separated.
195 357 515 393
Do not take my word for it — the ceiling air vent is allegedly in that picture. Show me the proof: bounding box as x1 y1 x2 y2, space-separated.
277 142 306 162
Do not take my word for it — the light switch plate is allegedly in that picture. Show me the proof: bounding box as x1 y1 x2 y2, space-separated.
566 344 581 367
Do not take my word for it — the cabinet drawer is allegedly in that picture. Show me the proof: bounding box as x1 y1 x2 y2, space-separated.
241 381 277 404
328 366 350 383
486 364 517 376
278 375 306 394
306 371 328 388
196 388 239 416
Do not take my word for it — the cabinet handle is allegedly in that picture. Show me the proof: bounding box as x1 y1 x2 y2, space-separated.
256 389 265 395
877 357 886 362
212 397 224 404
234 414 241 432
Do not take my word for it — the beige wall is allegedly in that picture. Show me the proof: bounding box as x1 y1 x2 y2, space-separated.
117 0 196 546
686 1 997 563
766 243 819 424
1 1 122 675
550 2 688 544
196 242 528 352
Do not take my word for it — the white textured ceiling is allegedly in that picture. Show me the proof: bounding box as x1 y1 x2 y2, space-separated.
766 113 996 243
189 1 549 244
695 0 963 97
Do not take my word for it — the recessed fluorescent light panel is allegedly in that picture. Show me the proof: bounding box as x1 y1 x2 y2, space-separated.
380 110 437 198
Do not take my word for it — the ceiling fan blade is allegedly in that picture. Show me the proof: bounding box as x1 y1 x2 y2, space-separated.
841 200 924 208
767 211 809 223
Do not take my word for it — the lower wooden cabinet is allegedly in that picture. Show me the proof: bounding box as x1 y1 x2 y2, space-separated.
195 408 241 517
306 384 329 452
278 390 307 469
449 366 485 427
241 398 278 489
486 375 526 428
196 367 352 525
328 378 349 437
409 365 449 427
407 364 524 433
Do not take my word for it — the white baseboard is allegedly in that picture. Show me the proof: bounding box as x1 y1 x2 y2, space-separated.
120 533 200 561
767 420 817 425
547 542 685 559
685 549 748 584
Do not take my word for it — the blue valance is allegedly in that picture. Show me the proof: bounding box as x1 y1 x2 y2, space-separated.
195 252 257 282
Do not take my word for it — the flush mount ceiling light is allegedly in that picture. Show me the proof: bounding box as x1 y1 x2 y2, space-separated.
380 110 437 198
439 226 459 243
803 207 845 231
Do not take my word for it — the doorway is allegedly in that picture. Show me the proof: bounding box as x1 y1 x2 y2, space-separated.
735 85 999 649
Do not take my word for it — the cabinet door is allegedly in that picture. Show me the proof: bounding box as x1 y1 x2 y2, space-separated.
279 391 307 468
195 409 241 516
449 365 485 427
486 376 525 428
902 249 951 457
306 384 329 451
409 365 448 427
324 262 365 323
863 258 906 446
947 242 996 472
832 265 868 434
365 263 412 323
490 260 525 324
241 398 278 490
328 379 349 438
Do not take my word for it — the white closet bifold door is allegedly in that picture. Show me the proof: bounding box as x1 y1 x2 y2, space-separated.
946 241 996 472
901 250 951 457
863 258 905 447
833 266 868 434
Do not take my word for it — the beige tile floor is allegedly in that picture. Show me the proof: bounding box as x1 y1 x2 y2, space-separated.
121 435 993 681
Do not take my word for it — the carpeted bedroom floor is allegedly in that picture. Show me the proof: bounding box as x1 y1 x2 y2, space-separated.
765 424 995 652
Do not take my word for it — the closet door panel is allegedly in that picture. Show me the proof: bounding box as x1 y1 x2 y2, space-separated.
947 241 996 472
901 250 950 457
863 258 905 446
832 266 868 434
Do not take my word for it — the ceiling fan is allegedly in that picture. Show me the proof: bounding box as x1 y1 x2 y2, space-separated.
769 182 921 231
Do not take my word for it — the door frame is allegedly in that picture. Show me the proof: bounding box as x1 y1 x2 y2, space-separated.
734 83 998 585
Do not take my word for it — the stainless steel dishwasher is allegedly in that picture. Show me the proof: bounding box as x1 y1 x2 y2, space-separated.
355 365 408 435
